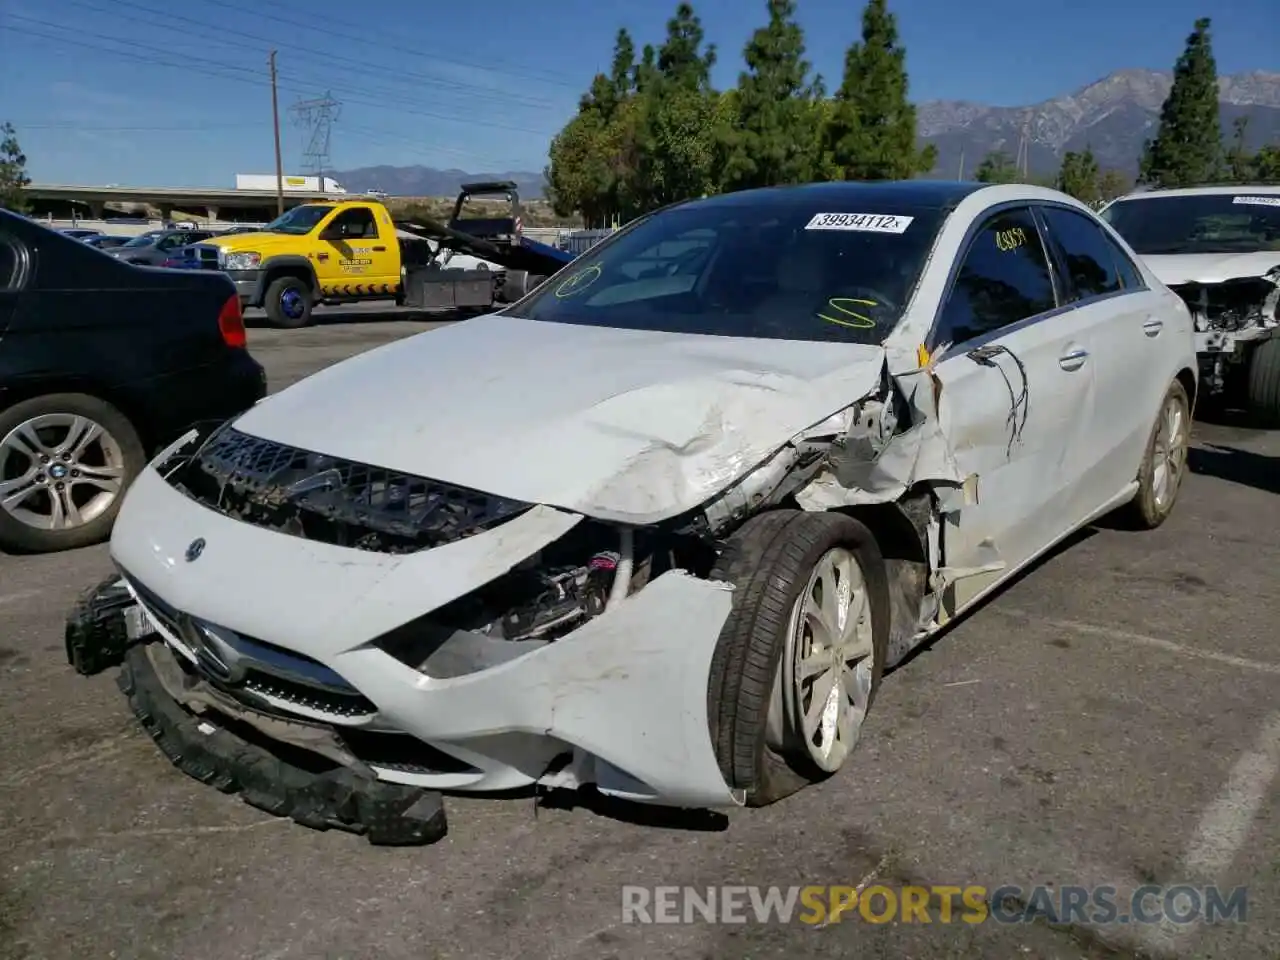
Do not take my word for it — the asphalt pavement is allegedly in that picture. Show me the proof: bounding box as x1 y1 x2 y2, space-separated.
2 313 1279 960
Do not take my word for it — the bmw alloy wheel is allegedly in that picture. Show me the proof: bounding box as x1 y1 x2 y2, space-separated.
0 413 126 531
771 546 877 773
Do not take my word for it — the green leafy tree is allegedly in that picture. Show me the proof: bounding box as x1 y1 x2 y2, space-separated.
1098 169 1131 201
1140 18 1222 187
1253 144 1280 180
1223 116 1259 181
545 30 644 226
0 123 30 213
827 0 936 181
1056 147 1101 203
628 3 721 209
722 0 822 192
974 150 1018 184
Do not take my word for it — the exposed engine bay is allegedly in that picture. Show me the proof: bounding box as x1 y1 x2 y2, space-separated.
1169 267 1280 395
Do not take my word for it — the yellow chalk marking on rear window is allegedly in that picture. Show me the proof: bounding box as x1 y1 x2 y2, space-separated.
916 343 931 368
554 264 602 298
818 297 877 329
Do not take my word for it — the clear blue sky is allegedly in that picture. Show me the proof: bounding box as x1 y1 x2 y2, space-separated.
1 0 1274 186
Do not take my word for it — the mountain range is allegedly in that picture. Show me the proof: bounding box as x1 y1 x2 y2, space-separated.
334 69 1280 198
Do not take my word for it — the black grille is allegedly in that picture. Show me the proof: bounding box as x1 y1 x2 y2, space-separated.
169 427 531 553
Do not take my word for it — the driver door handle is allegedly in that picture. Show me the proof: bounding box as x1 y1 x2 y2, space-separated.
1059 346 1089 371
1143 317 1163 337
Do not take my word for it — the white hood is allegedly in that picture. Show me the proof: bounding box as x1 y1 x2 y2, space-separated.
233 315 888 524
1143 251 1280 287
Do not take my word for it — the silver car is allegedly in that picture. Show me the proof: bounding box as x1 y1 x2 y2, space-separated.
108 229 215 265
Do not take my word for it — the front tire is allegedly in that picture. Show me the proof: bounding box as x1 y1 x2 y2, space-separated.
707 510 890 807
1246 337 1280 426
263 275 313 329
1119 379 1191 530
0 393 145 553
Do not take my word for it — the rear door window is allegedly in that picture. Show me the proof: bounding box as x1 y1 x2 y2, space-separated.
933 206 1058 348
1039 206 1140 301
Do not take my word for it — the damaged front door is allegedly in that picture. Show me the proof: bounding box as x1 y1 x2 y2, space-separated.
927 205 1097 609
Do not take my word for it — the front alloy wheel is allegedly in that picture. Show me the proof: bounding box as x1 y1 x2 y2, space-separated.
772 546 876 773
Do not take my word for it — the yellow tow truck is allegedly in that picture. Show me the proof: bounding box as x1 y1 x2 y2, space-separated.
184 182 573 328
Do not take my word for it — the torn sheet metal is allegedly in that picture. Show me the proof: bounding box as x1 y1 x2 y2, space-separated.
795 362 968 509
231 315 892 525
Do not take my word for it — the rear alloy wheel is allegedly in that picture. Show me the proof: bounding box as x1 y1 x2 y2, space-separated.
0 394 145 553
263 275 313 329
1246 337 1280 426
707 510 889 806
1120 379 1190 530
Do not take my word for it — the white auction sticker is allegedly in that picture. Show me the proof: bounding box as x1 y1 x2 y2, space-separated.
1232 196 1280 208
805 212 914 233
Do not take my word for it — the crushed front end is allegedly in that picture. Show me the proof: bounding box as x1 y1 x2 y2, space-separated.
1169 267 1280 397
68 423 743 844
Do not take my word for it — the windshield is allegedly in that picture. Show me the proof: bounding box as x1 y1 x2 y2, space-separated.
122 231 162 248
506 199 946 344
263 204 334 235
1101 193 1280 255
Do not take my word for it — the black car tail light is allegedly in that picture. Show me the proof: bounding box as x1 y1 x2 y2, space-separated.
218 295 247 349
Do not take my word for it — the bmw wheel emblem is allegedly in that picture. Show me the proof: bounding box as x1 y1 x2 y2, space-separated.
185 538 206 562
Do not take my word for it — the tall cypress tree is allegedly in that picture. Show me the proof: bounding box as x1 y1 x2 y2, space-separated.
827 0 935 181
1140 18 1222 187
723 0 821 191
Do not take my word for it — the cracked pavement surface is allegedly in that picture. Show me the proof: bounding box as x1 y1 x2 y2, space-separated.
3 314 1279 960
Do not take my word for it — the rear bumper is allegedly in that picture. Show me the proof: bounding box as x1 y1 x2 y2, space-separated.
139 350 267 447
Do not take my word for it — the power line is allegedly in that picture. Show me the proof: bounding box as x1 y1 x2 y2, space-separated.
60 0 557 109
3 24 557 135
211 0 581 89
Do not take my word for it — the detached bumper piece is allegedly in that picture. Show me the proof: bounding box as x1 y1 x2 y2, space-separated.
65 579 448 846
118 646 448 846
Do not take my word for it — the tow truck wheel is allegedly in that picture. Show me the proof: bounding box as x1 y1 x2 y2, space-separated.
263 276 313 329
1246 337 1280 427
707 510 889 807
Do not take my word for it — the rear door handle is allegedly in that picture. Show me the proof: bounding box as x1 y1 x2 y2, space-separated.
1143 317 1163 337
372 245 387 252
1058 347 1089 371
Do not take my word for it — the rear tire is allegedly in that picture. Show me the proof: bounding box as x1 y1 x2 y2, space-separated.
1118 379 1190 530
0 393 145 554
707 510 889 807
263 276 313 329
1246 337 1280 427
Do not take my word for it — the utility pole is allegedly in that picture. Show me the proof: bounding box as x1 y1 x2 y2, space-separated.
269 50 284 217
957 148 965 180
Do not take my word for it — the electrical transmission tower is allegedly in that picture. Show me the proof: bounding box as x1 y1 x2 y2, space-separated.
289 92 341 183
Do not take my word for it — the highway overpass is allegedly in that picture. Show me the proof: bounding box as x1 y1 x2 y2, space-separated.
22 182 347 222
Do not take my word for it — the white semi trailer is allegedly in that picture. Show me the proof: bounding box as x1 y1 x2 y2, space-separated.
234 173 347 193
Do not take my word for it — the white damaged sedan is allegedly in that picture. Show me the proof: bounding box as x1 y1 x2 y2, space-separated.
67 181 1198 844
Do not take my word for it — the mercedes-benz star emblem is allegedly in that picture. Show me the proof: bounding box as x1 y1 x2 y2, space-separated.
185 538 206 562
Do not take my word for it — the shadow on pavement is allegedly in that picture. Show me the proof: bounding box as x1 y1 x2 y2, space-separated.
1189 443 1280 496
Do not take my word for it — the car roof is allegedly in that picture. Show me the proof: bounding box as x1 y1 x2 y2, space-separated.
686 179 993 212
1113 184 1280 201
